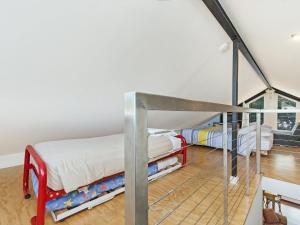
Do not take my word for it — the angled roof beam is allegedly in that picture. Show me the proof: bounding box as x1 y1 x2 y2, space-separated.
273 88 300 102
240 87 300 105
202 0 272 89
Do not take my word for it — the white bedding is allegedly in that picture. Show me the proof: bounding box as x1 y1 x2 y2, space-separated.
33 133 182 193
250 131 274 152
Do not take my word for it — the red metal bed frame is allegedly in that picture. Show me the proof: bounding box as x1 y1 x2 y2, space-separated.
23 134 187 225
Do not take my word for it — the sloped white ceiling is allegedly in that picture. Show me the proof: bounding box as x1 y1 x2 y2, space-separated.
0 0 265 155
220 0 300 97
238 50 267 101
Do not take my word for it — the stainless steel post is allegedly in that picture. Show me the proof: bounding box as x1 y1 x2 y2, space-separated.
246 112 250 196
223 112 228 225
246 154 250 196
124 93 148 225
256 112 261 174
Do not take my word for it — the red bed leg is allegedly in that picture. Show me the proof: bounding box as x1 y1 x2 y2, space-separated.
25 145 48 225
176 134 187 166
23 148 31 199
182 140 187 165
32 166 47 225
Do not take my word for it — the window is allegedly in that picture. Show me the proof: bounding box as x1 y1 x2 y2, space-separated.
249 97 264 124
277 96 296 131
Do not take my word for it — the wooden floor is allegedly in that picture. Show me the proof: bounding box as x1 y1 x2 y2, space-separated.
0 146 276 225
260 145 300 225
261 145 300 185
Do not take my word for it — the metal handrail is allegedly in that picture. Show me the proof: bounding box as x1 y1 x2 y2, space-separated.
128 92 300 113
131 92 259 112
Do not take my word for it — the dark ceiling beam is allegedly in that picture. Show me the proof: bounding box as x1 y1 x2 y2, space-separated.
273 88 300 102
239 87 300 105
243 88 268 104
231 39 239 177
202 0 272 89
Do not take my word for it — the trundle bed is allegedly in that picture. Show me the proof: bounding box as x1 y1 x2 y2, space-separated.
23 131 187 225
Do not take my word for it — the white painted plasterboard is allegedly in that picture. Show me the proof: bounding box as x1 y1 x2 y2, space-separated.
0 152 23 169
244 183 263 225
262 176 300 204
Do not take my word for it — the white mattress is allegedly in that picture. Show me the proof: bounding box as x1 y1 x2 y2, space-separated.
33 133 182 193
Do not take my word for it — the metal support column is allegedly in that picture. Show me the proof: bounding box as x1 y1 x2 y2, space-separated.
256 112 261 174
232 39 239 177
223 112 228 225
124 93 148 225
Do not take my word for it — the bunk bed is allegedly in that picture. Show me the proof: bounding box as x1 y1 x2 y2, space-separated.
23 131 187 225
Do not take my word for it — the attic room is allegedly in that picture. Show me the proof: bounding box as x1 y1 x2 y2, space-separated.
0 0 299 225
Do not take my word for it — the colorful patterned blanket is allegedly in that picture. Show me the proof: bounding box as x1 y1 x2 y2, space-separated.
32 157 177 212
180 126 255 156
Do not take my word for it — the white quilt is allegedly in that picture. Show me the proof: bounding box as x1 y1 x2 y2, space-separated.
33 133 182 193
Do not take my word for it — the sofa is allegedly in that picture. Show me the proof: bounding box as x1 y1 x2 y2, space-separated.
274 122 300 147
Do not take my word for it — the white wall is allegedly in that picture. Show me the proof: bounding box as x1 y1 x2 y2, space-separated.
264 89 278 128
0 0 265 156
244 183 263 225
297 102 300 123
220 0 300 98
262 177 300 205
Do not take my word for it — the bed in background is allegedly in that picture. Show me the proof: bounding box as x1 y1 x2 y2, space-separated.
260 125 274 155
180 124 273 156
23 130 187 225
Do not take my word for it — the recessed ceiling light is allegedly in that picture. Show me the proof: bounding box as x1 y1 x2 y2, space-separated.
291 33 300 40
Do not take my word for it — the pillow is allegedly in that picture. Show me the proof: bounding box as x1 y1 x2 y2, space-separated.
147 128 177 137
263 209 279 224
261 130 273 137
262 124 273 133
238 124 256 135
250 130 273 137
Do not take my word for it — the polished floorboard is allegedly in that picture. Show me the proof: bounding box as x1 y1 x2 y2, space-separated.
261 145 300 225
1 145 295 225
261 145 300 184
